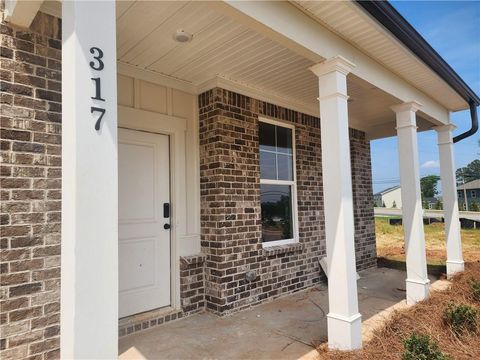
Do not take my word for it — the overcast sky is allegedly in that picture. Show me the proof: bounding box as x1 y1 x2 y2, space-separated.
370 1 480 193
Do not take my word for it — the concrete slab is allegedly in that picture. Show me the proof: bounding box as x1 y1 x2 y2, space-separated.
119 267 440 360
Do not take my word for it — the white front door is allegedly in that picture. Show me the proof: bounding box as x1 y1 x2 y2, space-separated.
118 128 171 318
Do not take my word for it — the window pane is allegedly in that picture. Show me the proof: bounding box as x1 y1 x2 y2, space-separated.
276 126 293 154
261 184 293 242
277 154 293 181
260 151 276 179
259 122 276 152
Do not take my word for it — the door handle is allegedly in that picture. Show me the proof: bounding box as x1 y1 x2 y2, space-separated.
163 223 171 230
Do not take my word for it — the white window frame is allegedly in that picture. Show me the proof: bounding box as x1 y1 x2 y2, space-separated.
259 117 299 248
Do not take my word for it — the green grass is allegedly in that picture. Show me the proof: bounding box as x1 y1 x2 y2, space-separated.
375 217 480 266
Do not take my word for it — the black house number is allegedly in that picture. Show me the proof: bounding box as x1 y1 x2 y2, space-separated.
90 47 106 131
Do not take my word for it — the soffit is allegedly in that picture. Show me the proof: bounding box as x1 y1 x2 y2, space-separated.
116 1 319 114
293 0 467 111
39 0 433 137
115 1 406 130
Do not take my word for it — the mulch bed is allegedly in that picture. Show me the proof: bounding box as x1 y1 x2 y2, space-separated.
317 261 480 359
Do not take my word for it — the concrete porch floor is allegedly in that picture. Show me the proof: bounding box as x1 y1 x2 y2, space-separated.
119 267 440 360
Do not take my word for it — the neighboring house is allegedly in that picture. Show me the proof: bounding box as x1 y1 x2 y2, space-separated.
374 185 402 208
1 0 478 357
424 197 442 209
458 179 480 210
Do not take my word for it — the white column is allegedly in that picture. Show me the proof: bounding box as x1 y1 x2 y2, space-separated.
61 1 118 358
435 124 464 276
310 56 362 350
392 102 430 305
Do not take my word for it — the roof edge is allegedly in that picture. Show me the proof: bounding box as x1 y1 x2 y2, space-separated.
355 1 480 107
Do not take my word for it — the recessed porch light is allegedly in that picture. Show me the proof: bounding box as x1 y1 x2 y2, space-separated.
173 29 193 43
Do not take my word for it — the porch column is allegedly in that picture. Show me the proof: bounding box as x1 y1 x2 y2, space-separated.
392 102 430 305
310 56 362 350
61 1 118 358
435 124 464 276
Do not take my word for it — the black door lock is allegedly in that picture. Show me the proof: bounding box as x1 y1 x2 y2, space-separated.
163 223 171 230
163 203 170 218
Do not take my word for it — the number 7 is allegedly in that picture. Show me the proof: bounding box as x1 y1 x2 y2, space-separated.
91 106 106 130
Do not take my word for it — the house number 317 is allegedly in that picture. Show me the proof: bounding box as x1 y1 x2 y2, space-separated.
90 47 106 131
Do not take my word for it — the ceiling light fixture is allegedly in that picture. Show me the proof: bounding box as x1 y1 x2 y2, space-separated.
173 30 193 43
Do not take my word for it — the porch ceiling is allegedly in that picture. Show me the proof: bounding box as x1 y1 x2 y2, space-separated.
39 0 435 138
293 1 467 112
115 0 424 137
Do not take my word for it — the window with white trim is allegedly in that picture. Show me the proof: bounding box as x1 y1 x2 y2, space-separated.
259 119 297 246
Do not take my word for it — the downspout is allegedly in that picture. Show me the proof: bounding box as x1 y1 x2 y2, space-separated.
453 101 479 143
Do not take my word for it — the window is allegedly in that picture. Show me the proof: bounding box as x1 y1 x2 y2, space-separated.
259 120 297 246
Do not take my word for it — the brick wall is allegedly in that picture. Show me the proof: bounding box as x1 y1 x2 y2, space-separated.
199 88 376 314
1 9 62 360
350 129 377 270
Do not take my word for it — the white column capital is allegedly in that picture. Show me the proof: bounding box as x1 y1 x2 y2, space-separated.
391 101 423 114
435 124 456 145
434 123 457 133
309 55 356 77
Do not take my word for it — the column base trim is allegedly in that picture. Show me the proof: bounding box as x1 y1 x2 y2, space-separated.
327 312 362 350
446 260 464 278
405 278 430 305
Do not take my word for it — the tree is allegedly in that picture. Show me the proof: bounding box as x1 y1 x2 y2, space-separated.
382 201 386 208
420 175 440 198
470 201 480 212
434 199 443 210
456 159 480 184
422 199 429 209
392 201 397 208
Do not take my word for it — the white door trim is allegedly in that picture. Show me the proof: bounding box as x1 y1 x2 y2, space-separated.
118 105 187 311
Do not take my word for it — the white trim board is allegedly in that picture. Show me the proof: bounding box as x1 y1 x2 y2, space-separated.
118 62 319 119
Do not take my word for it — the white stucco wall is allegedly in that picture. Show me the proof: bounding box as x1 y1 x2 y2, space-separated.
381 187 402 208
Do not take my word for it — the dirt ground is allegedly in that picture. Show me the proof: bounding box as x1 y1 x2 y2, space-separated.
375 217 480 265
318 262 480 359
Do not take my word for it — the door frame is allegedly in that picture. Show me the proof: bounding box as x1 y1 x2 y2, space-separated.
118 105 187 311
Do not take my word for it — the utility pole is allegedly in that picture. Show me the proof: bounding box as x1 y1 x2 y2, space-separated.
463 177 469 211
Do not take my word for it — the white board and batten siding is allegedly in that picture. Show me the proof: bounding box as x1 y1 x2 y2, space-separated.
116 68 201 313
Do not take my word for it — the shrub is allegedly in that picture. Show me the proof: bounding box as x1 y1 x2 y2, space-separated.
470 278 480 302
402 333 450 360
443 302 478 335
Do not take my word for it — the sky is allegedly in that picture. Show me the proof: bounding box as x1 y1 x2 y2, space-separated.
371 1 480 193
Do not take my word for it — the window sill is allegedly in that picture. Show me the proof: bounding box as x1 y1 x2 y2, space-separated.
261 242 305 257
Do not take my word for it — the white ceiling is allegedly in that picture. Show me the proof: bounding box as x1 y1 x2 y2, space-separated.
114 0 412 133
40 0 452 136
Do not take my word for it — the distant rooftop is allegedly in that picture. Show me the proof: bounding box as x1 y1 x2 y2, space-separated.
374 185 400 196
458 179 480 190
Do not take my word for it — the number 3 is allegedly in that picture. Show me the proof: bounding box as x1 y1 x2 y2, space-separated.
89 47 104 71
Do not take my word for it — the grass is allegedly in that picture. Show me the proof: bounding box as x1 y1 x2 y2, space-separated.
375 217 480 266
317 262 480 359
